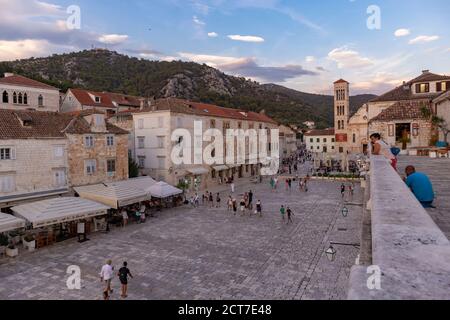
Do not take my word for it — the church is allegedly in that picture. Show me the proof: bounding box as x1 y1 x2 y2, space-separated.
334 70 450 155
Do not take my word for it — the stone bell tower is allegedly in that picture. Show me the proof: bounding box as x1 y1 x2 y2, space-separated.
334 79 350 154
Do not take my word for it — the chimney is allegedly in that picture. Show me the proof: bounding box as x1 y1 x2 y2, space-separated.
4 72 14 78
422 70 430 74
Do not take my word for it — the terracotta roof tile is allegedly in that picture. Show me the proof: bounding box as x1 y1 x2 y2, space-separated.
334 79 349 84
69 88 116 108
370 102 430 122
0 74 58 90
0 109 127 140
133 98 278 124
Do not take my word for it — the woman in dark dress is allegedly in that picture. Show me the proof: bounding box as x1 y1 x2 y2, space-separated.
118 261 133 299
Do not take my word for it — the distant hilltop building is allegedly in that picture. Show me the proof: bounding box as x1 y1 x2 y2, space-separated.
333 70 450 154
303 121 316 129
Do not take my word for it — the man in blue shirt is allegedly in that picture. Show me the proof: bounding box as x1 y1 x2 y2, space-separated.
405 166 435 208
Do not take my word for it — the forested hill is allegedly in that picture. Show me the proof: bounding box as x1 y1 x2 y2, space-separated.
0 49 377 129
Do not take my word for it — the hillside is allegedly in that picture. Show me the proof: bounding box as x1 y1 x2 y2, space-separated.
0 49 376 129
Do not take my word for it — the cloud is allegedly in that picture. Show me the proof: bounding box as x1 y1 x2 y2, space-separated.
328 47 374 69
305 56 315 63
409 35 439 44
178 52 318 82
227 35 265 43
98 34 129 45
193 16 206 26
207 32 218 38
0 39 69 61
394 28 410 37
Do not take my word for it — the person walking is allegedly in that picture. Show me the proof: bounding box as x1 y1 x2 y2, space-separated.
280 205 286 222
216 193 221 208
100 259 114 299
248 190 253 210
118 261 133 299
194 193 200 207
270 177 275 192
121 208 128 228
227 196 233 211
341 184 346 199
256 200 262 217
232 197 238 215
209 192 214 208
240 198 246 216
287 207 294 224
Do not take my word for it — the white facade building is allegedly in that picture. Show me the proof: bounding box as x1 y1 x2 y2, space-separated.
304 129 336 154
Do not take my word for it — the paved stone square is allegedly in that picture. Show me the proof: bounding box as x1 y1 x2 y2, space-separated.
0 174 362 300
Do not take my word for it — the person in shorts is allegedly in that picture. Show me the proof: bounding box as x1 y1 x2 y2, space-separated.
100 259 114 299
118 261 133 299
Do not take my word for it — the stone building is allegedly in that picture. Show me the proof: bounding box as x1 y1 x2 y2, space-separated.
61 88 147 116
279 125 298 158
0 73 60 112
433 91 450 143
64 110 129 187
132 98 279 190
334 79 350 154
0 109 129 209
304 129 336 154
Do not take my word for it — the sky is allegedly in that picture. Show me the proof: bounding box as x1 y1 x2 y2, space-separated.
0 0 449 95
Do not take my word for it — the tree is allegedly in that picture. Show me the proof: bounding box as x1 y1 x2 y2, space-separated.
128 157 139 178
433 116 450 145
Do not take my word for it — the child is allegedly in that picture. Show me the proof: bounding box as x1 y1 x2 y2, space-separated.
280 205 286 221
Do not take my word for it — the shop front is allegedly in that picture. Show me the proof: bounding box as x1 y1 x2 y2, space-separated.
11 197 110 249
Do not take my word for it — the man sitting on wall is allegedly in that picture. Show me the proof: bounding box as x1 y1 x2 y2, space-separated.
370 133 397 171
404 165 435 208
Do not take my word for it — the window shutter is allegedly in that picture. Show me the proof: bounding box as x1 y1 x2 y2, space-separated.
415 84 420 93
437 82 442 92
11 148 16 160
447 81 450 91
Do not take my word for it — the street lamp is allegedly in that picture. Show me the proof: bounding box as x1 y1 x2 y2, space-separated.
325 245 337 262
341 206 349 217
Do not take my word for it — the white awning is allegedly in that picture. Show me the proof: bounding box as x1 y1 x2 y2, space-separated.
106 176 157 194
74 184 149 209
212 165 229 171
148 182 183 199
12 198 110 229
186 167 210 175
0 213 26 233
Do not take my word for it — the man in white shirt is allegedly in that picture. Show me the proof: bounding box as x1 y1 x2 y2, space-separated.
370 133 397 171
100 259 114 298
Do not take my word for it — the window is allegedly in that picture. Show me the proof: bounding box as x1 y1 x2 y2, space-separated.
238 122 242 129
53 170 66 187
157 136 165 148
18 93 23 104
353 134 356 143
2 91 8 103
23 93 28 105
84 135 94 148
0 175 16 193
158 157 165 169
38 95 44 107
316 138 320 143
106 135 115 147
138 156 146 168
138 137 145 149
13 92 17 104
317 146 320 150
53 145 64 158
416 83 430 93
437 81 449 92
95 96 101 103
85 160 96 175
0 147 15 160
210 119 216 128
138 119 144 129
310 138 313 143
310 146 314 150
106 159 116 174
158 117 164 128
332 138 335 143
323 138 327 143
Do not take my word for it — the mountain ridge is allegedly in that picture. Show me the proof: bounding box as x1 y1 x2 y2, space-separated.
0 49 377 129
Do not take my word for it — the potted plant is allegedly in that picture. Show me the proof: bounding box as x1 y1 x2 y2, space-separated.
9 231 21 245
23 234 36 252
0 234 8 256
6 243 19 258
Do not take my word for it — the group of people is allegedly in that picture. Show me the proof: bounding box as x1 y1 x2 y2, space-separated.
269 176 310 192
100 260 133 300
340 183 355 199
370 133 435 208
